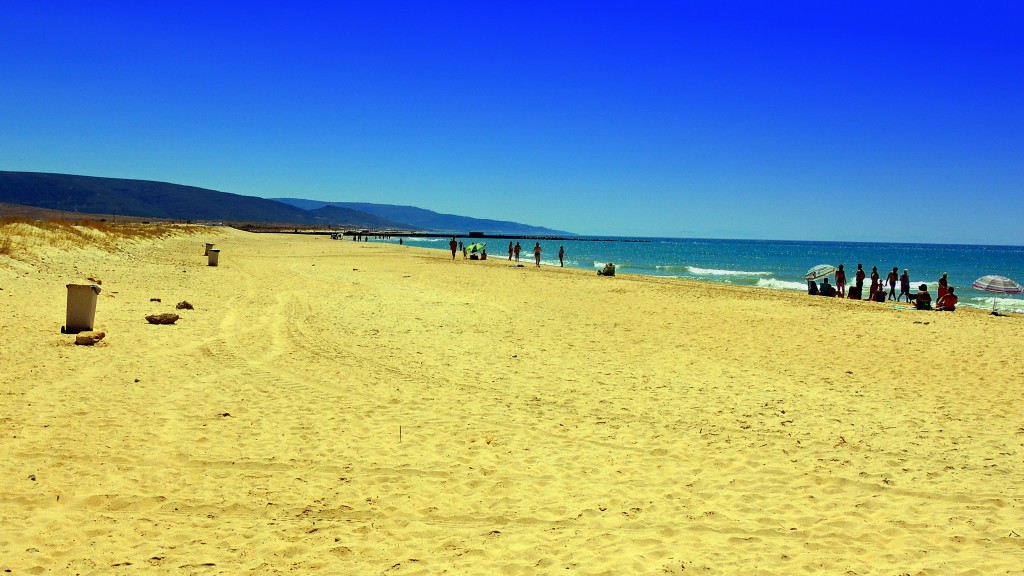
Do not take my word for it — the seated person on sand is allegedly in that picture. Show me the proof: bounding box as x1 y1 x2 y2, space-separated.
806 279 819 295
873 288 887 303
819 278 837 297
935 286 957 311
480 249 487 260
912 283 932 310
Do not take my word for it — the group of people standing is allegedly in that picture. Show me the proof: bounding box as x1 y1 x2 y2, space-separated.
507 241 565 267
811 264 958 311
448 237 565 268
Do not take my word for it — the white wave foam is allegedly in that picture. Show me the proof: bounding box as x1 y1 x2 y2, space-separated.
967 297 1024 313
688 266 769 276
756 278 808 291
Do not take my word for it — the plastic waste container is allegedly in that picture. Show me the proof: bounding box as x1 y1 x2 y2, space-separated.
208 249 220 266
205 242 214 255
65 284 101 333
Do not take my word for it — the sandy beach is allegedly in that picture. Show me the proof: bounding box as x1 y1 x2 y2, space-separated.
1 225 1021 575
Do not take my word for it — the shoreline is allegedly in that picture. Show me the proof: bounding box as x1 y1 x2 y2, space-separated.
378 237 1024 315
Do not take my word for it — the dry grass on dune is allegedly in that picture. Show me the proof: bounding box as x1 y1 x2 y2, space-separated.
0 218 205 260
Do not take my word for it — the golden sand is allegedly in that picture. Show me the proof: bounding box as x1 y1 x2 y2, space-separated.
1 227 1021 574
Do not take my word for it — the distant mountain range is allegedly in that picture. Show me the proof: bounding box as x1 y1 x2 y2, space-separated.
0 171 573 235
272 198 571 236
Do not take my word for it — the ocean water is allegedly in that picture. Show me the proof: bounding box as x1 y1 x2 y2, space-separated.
374 236 1024 313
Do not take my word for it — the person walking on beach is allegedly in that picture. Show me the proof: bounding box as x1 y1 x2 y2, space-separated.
835 264 846 298
899 269 911 302
937 272 949 303
508 242 514 261
449 237 457 260
533 242 542 267
869 266 880 301
514 242 521 262
887 266 899 300
558 245 565 267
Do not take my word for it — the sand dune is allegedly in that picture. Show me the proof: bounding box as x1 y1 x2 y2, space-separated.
1 227 1021 574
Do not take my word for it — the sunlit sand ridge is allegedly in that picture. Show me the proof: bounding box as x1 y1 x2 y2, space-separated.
1 225 1021 574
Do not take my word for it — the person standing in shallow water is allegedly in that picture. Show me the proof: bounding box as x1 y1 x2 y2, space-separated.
835 264 846 298
899 269 911 302
508 242 513 261
887 266 899 300
533 242 541 267
558 245 565 267
514 242 521 262
449 237 457 260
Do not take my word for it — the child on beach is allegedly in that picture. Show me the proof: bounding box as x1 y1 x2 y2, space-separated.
869 266 880 300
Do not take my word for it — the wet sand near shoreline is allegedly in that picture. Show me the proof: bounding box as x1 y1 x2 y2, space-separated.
1 227 1021 574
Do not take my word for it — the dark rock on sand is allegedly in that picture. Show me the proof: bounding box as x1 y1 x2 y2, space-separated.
145 313 179 325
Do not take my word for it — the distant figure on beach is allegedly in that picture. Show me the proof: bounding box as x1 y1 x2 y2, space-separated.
508 242 514 260
807 279 819 295
820 277 837 297
459 240 463 252
937 272 949 303
480 249 487 260
869 266 880 301
449 237 457 259
936 286 957 311
558 246 564 267
898 269 910 302
912 283 932 309
533 242 541 267
399 238 403 245
855 263 865 291
835 264 846 298
514 242 521 262
887 267 899 300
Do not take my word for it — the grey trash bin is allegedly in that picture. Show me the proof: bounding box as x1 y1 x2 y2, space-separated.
205 242 214 255
208 249 220 266
65 284 101 333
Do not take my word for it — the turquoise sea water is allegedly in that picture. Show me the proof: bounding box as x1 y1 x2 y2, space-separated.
374 236 1024 313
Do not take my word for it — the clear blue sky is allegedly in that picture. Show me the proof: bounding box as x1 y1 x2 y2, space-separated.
2 1 1022 244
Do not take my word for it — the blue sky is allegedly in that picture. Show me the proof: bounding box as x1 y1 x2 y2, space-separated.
2 2 1022 244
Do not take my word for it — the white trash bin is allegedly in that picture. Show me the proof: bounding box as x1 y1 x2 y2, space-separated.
65 284 101 333
208 249 220 266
